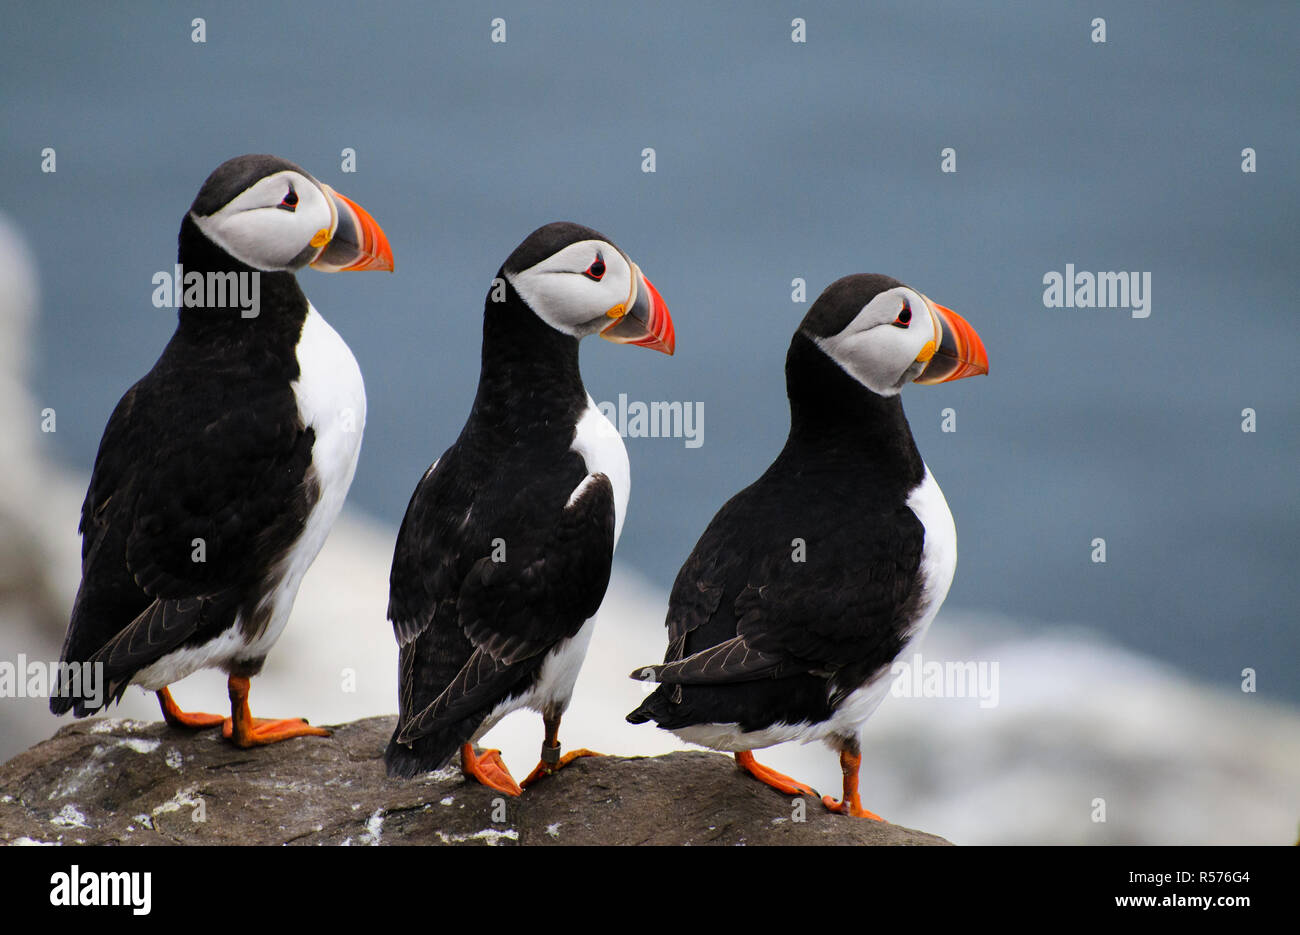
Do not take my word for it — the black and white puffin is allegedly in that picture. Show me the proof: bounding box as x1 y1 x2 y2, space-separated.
627 274 986 818
50 154 393 747
385 221 674 792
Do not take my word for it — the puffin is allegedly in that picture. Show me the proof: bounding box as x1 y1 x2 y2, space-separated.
627 274 986 819
385 221 674 792
49 153 393 747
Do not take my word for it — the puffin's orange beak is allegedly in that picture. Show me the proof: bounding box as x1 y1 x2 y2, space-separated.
913 297 987 384
309 185 394 272
599 262 675 355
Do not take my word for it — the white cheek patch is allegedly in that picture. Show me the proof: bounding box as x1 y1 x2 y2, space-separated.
816 328 906 396
194 210 301 270
191 171 331 271
813 288 933 396
505 240 632 337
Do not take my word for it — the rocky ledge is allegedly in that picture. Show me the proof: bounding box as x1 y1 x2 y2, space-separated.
0 715 949 846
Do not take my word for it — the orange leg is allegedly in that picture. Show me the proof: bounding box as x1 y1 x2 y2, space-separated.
822 746 884 821
220 675 331 748
461 743 523 797
156 687 225 729
519 713 603 788
735 750 817 797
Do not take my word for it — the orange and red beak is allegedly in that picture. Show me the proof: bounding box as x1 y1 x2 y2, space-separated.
913 296 988 384
309 185 394 273
599 261 675 355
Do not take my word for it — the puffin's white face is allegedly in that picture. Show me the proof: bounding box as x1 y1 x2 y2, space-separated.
191 170 335 271
815 286 942 396
505 239 638 338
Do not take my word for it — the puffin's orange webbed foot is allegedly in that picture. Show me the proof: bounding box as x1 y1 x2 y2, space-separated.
461 744 523 797
221 675 331 747
822 794 884 821
156 688 225 730
222 717 331 747
823 747 885 821
735 751 817 797
520 747 603 788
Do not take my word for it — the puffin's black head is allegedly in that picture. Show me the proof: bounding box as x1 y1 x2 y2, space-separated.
499 221 674 354
796 274 988 396
187 153 393 273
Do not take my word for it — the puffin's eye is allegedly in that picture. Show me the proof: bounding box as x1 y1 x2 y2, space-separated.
583 254 606 281
893 303 912 327
278 185 299 212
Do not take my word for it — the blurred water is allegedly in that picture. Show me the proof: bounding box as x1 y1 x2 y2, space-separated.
1 1 1296 702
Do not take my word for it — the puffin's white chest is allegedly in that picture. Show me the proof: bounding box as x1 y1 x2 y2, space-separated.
240 305 366 657
569 395 630 546
905 464 957 638
293 304 367 482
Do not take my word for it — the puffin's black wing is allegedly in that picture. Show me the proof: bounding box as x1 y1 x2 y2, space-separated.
386 455 459 646
387 461 616 766
55 366 316 713
456 473 616 665
625 488 771 708
657 494 749 664
387 450 479 757
639 503 925 687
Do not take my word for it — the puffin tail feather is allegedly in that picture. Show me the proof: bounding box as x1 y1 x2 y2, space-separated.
626 688 670 727
383 720 474 779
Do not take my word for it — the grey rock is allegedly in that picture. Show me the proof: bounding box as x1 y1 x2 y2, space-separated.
0 716 950 846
